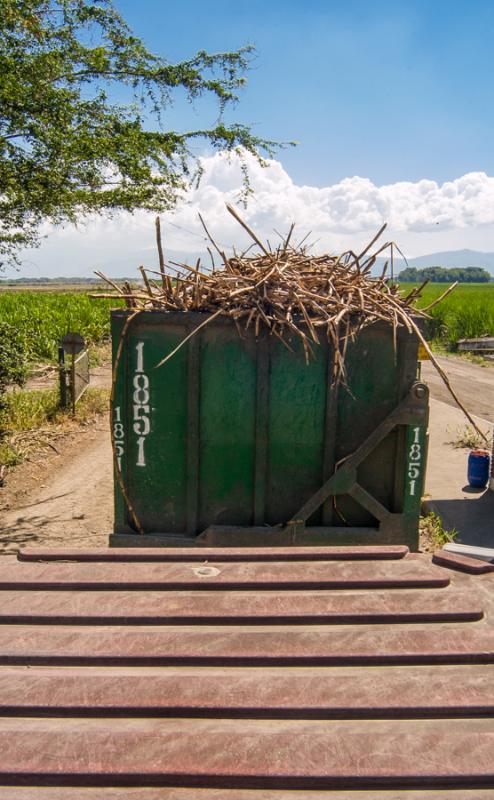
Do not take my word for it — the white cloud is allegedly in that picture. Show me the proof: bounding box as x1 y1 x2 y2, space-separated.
10 152 494 277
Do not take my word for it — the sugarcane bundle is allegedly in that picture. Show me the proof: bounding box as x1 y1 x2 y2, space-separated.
93 204 483 439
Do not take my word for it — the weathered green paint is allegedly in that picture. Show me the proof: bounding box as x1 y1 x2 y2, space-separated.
403 419 428 517
198 323 257 530
111 313 126 531
266 336 327 526
185 332 200 535
253 337 270 525
321 361 339 527
111 311 427 549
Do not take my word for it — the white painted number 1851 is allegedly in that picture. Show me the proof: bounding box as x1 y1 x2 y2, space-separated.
408 427 422 496
134 342 150 467
113 406 124 471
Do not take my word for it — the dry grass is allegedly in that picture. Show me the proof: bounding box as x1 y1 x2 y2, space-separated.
0 387 109 469
449 424 492 451
420 512 458 552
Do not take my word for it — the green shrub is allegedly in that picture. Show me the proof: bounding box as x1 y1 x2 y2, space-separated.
0 321 29 401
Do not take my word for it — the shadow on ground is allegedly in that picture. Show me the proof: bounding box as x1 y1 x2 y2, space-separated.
428 490 494 548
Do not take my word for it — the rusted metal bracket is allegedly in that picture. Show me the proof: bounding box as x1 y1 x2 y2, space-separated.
285 382 429 534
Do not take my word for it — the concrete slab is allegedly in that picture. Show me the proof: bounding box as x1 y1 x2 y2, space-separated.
424 399 494 546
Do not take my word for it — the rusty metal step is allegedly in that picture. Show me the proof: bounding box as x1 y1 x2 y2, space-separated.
0 625 493 666
0 559 449 591
0 717 494 789
433 551 494 574
4 788 494 799
0 665 493 719
17 545 410 562
2 550 494 796
0 589 480 625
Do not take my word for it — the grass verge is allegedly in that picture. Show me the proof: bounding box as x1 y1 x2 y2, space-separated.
448 424 491 450
420 511 459 550
0 387 109 469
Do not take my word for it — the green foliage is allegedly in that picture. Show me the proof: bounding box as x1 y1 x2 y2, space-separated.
0 0 285 267
400 282 494 347
399 266 491 283
421 512 458 547
0 320 29 401
0 290 120 361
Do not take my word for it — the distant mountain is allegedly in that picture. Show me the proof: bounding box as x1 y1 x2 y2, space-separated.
407 249 494 274
0 276 136 285
375 249 494 278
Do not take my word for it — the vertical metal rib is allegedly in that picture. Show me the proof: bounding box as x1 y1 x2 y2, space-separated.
322 342 339 526
186 334 200 535
254 336 270 525
393 330 416 512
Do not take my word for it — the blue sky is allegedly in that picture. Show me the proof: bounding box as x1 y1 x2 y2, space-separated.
10 0 494 277
116 0 494 187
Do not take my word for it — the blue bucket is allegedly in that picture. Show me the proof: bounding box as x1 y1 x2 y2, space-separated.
468 450 490 489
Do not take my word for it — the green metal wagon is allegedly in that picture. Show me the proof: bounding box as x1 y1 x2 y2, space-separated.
110 310 428 550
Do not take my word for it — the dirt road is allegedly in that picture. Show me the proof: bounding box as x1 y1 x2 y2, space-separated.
0 364 113 554
421 356 494 424
0 354 492 552
0 425 112 553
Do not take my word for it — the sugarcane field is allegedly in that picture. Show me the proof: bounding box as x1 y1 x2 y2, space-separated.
1 0 494 796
